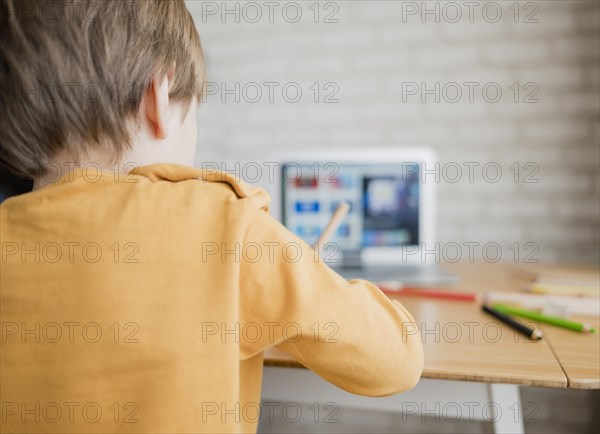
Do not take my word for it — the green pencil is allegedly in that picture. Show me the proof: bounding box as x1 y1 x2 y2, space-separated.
492 304 596 333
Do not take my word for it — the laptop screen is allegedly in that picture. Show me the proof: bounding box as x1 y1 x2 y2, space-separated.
281 162 420 250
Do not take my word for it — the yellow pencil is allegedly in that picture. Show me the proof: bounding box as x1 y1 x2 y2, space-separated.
529 282 599 297
313 202 350 250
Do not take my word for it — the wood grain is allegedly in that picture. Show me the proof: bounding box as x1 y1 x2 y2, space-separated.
265 262 576 388
541 315 600 389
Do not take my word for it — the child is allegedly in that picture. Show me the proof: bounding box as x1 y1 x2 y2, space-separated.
0 1 423 432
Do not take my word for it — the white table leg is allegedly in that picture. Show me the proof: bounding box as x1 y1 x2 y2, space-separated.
487 383 525 434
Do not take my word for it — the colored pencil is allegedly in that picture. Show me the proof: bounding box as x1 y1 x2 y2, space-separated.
482 304 543 340
492 304 596 333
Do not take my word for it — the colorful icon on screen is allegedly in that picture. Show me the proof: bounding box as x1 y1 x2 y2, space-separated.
293 177 318 188
295 201 320 213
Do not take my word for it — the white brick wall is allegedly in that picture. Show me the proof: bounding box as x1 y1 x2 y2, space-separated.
189 0 600 264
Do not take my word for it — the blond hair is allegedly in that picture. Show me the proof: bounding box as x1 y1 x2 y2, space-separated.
0 0 206 178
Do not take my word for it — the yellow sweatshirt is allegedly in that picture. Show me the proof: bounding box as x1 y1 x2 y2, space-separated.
0 163 423 433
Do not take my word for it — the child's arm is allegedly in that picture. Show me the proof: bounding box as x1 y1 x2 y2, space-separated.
239 208 424 397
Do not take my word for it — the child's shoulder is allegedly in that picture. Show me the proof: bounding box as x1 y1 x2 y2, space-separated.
133 163 271 212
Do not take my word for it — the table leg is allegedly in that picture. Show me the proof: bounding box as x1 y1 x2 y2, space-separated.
487 383 525 434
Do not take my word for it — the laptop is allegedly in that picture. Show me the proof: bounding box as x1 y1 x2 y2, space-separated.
272 148 457 286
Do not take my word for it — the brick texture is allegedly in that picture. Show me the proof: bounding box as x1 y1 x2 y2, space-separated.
188 0 600 264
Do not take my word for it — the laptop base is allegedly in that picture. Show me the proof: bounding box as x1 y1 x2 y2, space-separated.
332 264 459 286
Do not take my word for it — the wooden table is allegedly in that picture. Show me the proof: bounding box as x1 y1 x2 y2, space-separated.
266 294 568 387
541 314 600 389
262 262 600 433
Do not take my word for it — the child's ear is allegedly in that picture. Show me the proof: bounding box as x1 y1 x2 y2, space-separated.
144 72 170 140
